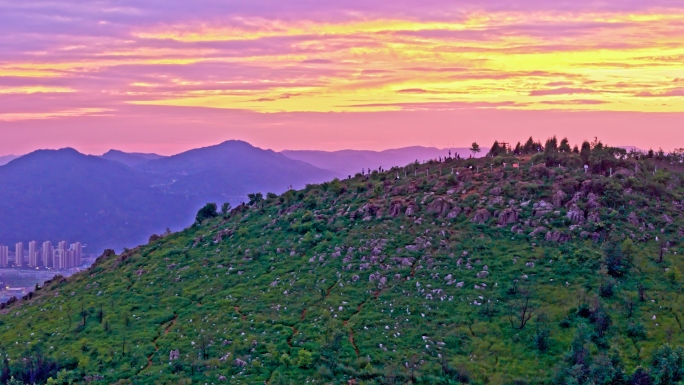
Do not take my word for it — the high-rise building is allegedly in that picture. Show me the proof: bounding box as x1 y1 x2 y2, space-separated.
42 241 52 267
69 242 82 267
15 242 23 267
28 241 38 267
0 246 8 267
53 249 65 270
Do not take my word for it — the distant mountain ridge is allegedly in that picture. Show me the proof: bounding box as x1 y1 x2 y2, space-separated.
134 140 336 206
100 149 166 167
0 141 335 253
281 146 487 177
0 154 18 166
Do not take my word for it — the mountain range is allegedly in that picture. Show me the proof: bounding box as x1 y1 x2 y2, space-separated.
0 141 335 253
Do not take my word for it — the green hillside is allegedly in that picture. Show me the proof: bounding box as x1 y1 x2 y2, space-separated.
1 140 684 385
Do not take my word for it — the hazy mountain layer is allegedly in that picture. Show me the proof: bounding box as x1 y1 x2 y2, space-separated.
100 150 166 167
282 146 487 178
0 141 335 253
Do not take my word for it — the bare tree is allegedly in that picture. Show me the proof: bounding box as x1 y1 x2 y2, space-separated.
637 282 646 302
509 291 534 329
407 354 420 383
623 295 635 318
658 239 667 263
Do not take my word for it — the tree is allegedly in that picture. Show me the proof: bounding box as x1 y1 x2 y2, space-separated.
195 203 218 224
297 349 313 368
488 141 502 157
559 138 572 152
509 286 534 329
650 344 684 385
545 136 558 153
580 141 592 164
220 202 232 217
247 192 263 206
470 142 481 157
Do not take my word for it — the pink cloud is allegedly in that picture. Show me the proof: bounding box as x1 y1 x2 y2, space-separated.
635 88 684 97
529 87 599 96
540 99 608 105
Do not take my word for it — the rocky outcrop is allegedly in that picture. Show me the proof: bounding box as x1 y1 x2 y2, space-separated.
533 201 554 217
497 208 519 225
552 190 567 208
565 192 584 208
388 200 403 217
567 205 585 223
489 196 504 205
580 231 601 242
470 209 491 224
586 193 601 209
405 203 418 216
446 207 462 219
427 198 451 216
545 231 570 243
529 226 548 237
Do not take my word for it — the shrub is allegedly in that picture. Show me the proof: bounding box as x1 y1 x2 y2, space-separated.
195 203 218 224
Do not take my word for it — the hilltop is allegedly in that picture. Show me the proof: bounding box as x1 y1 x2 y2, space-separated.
0 139 684 385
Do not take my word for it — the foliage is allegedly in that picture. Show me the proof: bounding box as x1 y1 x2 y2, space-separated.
194 202 218 224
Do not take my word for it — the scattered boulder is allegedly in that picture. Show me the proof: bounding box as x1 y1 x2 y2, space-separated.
446 207 462 219
427 198 451 216
567 205 585 223
529 226 547 237
586 193 601 209
533 201 554 217
470 209 491 224
169 350 180 361
405 203 418 217
489 187 502 196
565 192 584 208
388 201 403 217
552 191 567 208
545 231 570 243
497 208 519 225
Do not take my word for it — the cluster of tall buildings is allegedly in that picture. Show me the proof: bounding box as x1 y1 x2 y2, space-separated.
0 241 83 269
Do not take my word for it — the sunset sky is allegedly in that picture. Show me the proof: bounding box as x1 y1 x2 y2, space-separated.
1 0 683 155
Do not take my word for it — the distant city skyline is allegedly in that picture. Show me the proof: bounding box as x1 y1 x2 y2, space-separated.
1 240 84 270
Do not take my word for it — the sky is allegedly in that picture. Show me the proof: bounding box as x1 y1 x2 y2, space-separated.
0 0 683 155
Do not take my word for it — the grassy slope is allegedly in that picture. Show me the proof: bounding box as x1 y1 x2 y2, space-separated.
0 153 683 385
